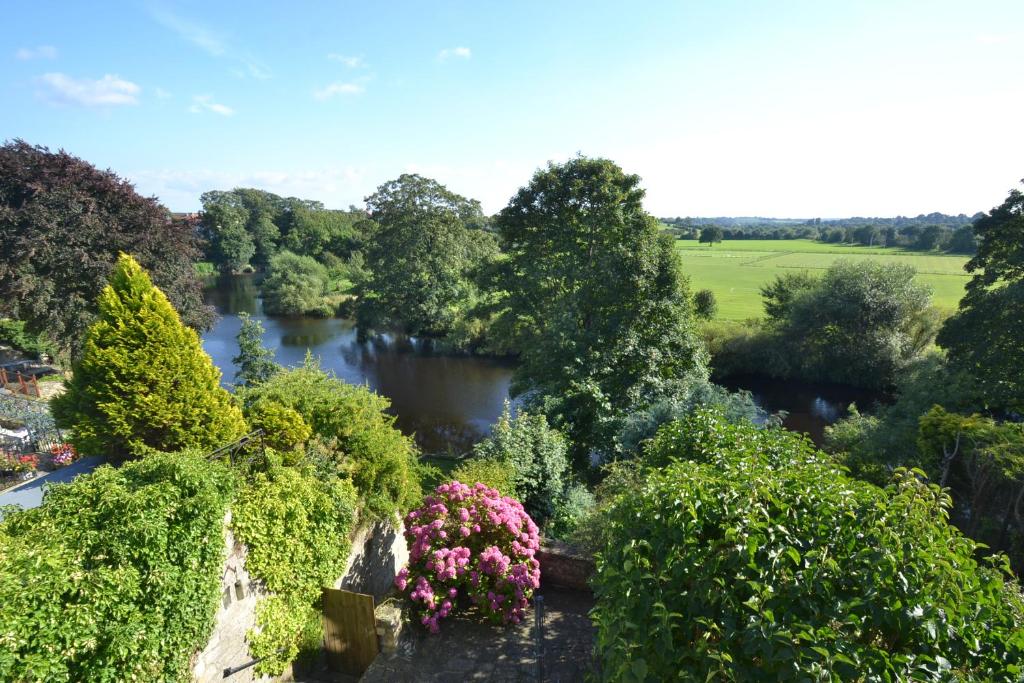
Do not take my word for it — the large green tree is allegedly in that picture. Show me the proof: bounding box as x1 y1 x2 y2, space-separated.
357 174 498 337
767 260 934 389
495 157 707 465
938 181 1024 411
52 254 247 459
0 140 213 354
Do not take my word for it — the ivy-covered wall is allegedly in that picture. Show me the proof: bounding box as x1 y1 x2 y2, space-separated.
0 452 234 682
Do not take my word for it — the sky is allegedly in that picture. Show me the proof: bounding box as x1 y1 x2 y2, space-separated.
3 0 1023 217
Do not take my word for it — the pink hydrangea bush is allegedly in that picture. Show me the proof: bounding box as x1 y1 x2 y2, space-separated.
395 480 541 633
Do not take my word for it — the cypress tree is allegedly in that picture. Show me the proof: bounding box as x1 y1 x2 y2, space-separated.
53 254 247 459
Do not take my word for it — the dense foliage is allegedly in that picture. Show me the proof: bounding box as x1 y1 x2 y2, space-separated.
236 358 421 518
260 250 337 317
938 181 1024 412
231 465 358 674
52 254 247 459
395 481 541 633
0 140 213 354
0 452 234 681
496 157 707 464
591 411 1024 682
200 188 368 272
714 260 935 389
357 174 499 341
471 403 569 525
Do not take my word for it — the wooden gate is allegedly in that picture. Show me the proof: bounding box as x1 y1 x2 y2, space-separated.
322 587 379 675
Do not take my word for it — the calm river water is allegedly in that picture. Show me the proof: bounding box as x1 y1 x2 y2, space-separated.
200 275 873 451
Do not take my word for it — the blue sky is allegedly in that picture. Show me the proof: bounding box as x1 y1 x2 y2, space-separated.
3 1 1023 217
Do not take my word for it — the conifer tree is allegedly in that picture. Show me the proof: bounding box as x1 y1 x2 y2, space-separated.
52 254 247 459
232 312 280 386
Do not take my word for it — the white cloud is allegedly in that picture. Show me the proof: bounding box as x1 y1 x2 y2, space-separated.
327 53 365 68
313 81 365 100
38 73 140 106
188 95 234 116
16 45 58 60
976 33 1010 45
154 87 172 99
437 46 471 61
151 6 270 79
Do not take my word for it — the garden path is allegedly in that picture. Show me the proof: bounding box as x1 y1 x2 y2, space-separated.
360 586 594 682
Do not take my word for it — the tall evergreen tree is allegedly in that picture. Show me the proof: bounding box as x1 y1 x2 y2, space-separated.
52 254 247 459
232 312 280 386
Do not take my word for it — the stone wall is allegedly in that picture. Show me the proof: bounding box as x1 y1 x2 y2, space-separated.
536 539 595 592
192 511 278 683
192 515 408 682
335 519 408 601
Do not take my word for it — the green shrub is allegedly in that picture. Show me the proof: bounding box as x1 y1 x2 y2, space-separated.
51 254 247 460
0 451 234 681
591 410 1024 681
236 357 421 519
0 318 58 360
451 457 516 494
231 466 358 675
473 403 569 525
245 400 312 454
261 251 335 317
693 289 717 320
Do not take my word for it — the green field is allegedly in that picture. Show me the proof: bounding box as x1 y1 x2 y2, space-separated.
675 240 970 320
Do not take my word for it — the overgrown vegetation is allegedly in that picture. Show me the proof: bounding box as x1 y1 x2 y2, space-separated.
236 357 422 519
590 411 1024 681
231 465 358 675
0 452 235 682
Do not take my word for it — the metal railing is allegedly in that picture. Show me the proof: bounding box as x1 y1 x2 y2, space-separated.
204 429 266 466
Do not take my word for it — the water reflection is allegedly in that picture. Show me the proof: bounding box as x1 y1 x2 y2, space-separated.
200 274 513 453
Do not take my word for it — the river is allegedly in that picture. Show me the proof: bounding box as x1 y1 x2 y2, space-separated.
200 274 873 452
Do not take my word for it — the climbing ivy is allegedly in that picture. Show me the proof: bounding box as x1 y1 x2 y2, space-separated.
231 465 358 675
0 451 234 682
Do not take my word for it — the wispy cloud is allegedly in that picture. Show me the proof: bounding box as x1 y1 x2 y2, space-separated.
437 46 471 61
327 53 365 68
16 45 58 60
313 81 365 100
975 33 1011 45
188 95 234 116
150 6 270 79
38 73 140 106
154 87 172 99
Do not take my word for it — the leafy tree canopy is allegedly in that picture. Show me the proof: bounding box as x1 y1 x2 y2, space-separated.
0 140 213 353
358 174 498 337
495 156 708 465
938 181 1024 411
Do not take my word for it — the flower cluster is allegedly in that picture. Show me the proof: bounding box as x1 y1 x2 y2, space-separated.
0 452 38 474
49 443 78 467
396 480 541 633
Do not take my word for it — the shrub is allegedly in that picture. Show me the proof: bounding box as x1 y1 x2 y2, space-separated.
244 400 312 454
237 358 421 519
51 254 247 460
0 451 234 681
473 403 569 525
395 481 541 633
261 251 335 317
451 457 516 495
591 410 1024 681
693 289 717 320
231 465 358 675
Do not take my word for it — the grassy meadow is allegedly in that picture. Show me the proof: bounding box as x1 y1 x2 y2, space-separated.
675 239 970 320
